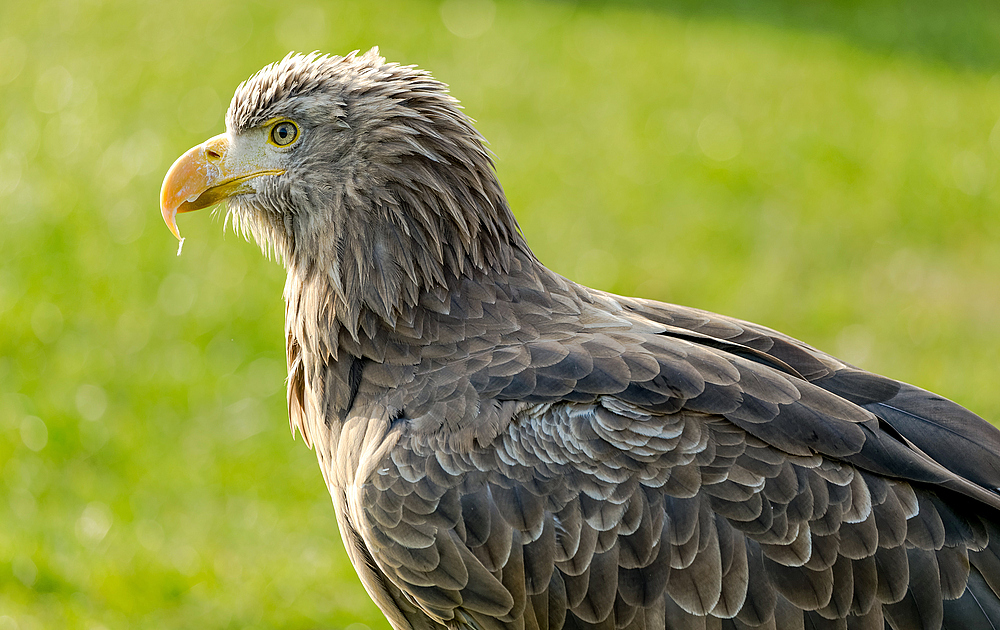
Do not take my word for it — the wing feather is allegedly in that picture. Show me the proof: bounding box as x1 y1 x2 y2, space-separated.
325 287 1000 630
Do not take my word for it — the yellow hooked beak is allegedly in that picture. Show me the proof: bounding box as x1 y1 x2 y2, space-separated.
159 133 284 240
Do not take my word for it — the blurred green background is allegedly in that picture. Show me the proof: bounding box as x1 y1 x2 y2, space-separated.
2 0 1000 627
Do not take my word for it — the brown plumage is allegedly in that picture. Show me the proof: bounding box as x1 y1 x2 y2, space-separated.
160 49 1000 630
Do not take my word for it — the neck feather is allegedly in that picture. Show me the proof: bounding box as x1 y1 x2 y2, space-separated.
285 151 533 347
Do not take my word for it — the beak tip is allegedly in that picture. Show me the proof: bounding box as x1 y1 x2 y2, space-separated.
161 202 183 241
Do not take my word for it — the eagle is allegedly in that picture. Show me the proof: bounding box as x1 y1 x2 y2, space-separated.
160 49 1000 630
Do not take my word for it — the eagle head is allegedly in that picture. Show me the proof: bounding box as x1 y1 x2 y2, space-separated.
160 49 526 315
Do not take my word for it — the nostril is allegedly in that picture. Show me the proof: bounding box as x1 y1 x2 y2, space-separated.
206 148 222 160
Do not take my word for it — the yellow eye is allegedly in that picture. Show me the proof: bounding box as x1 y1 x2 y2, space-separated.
269 121 299 147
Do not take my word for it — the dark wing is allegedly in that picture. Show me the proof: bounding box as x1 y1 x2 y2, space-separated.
350 398 1000 630
337 283 1000 630
616 294 1000 498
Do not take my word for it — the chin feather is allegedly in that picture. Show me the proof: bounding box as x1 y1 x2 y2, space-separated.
223 199 288 264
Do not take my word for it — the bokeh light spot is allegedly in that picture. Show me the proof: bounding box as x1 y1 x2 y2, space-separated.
11 556 37 587
158 273 198 316
0 38 27 85
951 150 986 196
75 502 113 546
441 0 496 39
30 302 63 344
135 519 165 552
696 113 742 162
177 86 221 135
34 66 74 114
20 416 48 452
76 384 108 421
274 6 328 52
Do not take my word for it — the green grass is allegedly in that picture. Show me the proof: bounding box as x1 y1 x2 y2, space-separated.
1 0 999 627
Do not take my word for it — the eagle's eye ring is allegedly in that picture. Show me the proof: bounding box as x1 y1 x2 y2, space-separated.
269 120 300 147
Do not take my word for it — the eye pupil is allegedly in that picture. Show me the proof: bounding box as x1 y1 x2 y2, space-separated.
271 122 298 146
